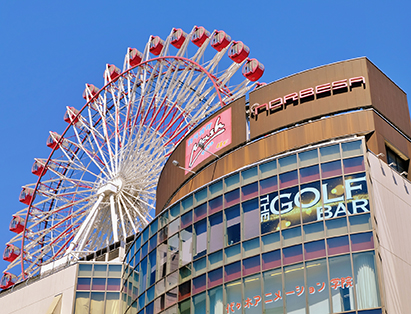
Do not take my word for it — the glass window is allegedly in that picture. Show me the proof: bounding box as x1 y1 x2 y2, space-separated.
342 140 363 158
194 203 207 222
226 205 241 246
208 250 223 270
299 164 320 184
306 258 330 314
209 212 224 252
158 227 167 244
138 293 145 311
108 265 122 277
192 274 207 295
225 243 241 264
244 274 262 313
157 243 167 280
225 261 241 282
225 189 240 207
105 292 120 314
353 252 381 309
278 185 300 229
181 211 192 229
262 249 281 271
139 257 147 293
168 217 180 236
300 181 322 224
77 277 91 290
261 232 280 252
193 257 207 276
193 292 206 314
93 264 107 277
150 218 158 237
209 180 223 198
278 154 297 173
165 287 177 308
209 196 223 214
159 211 169 229
304 240 326 260
107 278 121 291
260 192 280 235
226 280 242 311
154 295 165 313
327 236 350 256
90 292 105 314
321 176 345 219
147 285 155 303
282 244 303 265
260 175 278 195
243 238 260 258
148 250 156 286
242 166 258 185
180 265 191 283
320 144 340 162
243 255 260 276
92 278 106 290
194 219 207 260
343 156 365 174
156 278 166 296
321 160 342 178
141 242 148 260
208 286 223 314
263 269 283 313
167 234 179 274
326 217 348 237
284 263 305 314
279 170 298 189
142 228 149 244
149 234 157 252
329 254 355 312
225 173 240 191
299 148 319 167
282 227 302 247
194 188 207 206
74 292 90 313
166 271 178 291
179 300 191 314
351 232 374 252
208 267 223 288
242 198 260 240
349 214 372 233
169 203 180 220
181 195 193 212
178 281 191 301
259 159 277 179
241 182 258 201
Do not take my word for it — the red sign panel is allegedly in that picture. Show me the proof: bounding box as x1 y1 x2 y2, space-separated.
185 107 232 174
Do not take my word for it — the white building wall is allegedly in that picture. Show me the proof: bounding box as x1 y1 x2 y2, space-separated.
0 263 77 314
368 152 411 314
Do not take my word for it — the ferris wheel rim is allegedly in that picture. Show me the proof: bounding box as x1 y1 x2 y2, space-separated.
18 55 226 280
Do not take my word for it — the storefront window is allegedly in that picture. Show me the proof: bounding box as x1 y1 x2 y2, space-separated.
353 252 380 309
306 258 330 314
329 254 354 312
284 263 305 314
208 286 223 314
263 269 283 313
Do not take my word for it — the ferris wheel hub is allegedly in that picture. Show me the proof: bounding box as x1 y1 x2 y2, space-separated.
97 177 124 197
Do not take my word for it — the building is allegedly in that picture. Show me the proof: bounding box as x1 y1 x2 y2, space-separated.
1 57 410 314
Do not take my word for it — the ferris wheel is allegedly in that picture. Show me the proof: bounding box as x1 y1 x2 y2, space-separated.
1 26 265 288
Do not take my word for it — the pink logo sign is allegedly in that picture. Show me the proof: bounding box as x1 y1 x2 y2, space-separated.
185 108 232 174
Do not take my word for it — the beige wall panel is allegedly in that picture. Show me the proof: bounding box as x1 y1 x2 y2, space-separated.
0 264 77 314
368 152 411 313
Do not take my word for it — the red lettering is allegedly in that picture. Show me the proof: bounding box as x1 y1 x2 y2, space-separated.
268 97 283 110
349 76 365 86
332 79 348 90
284 92 298 103
251 103 268 115
315 83 331 94
299 88 314 99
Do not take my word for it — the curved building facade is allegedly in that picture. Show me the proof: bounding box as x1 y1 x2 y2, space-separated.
121 57 411 314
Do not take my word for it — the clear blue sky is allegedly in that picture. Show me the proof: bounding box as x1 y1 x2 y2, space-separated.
0 1 409 276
